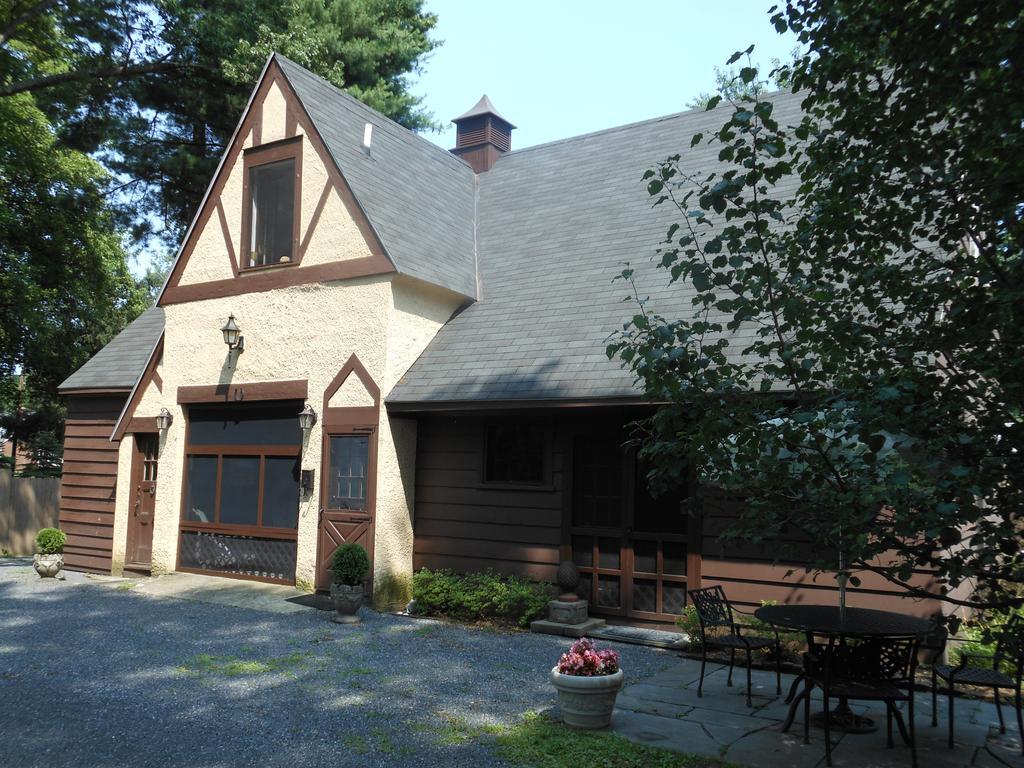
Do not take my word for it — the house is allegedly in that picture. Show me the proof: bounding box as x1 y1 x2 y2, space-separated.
56 53 935 622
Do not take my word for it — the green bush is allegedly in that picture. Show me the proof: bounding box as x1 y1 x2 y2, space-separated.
330 542 369 586
35 527 66 555
411 568 552 628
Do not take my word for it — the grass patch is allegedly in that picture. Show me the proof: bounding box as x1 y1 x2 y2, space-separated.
116 582 136 591
494 712 734 768
177 652 311 677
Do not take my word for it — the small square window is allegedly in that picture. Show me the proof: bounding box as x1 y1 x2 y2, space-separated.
484 424 548 484
248 158 295 267
328 435 369 511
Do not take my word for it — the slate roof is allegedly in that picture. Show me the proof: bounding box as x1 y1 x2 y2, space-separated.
65 56 807 404
58 307 164 391
387 90 807 405
276 55 479 299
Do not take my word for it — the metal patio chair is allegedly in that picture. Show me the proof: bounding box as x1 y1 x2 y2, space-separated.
803 633 920 768
932 614 1024 754
688 585 782 707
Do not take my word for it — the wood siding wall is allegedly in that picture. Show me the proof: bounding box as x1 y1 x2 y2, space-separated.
413 415 564 581
411 410 943 621
59 394 126 573
698 487 940 616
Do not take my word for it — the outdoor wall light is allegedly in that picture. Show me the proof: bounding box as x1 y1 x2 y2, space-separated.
155 407 173 434
298 404 317 434
220 313 244 352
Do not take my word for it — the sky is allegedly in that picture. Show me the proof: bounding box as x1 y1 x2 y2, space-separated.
411 1 799 151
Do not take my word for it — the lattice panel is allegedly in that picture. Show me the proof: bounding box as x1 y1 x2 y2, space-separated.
180 531 296 582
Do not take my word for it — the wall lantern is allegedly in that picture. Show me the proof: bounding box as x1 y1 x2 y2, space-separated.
155 407 174 434
298 404 317 434
220 313 244 352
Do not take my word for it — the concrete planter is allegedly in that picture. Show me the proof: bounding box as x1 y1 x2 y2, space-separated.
330 583 363 624
33 553 63 578
549 667 623 729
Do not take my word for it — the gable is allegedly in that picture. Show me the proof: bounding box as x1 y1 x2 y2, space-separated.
159 59 395 306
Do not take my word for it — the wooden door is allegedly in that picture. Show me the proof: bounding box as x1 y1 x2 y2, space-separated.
315 431 375 592
569 432 698 622
126 433 158 567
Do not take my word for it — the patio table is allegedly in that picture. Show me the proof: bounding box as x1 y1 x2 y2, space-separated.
754 604 934 735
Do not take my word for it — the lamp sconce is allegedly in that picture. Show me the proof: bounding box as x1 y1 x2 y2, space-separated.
298 404 317 436
220 313 245 353
155 407 173 434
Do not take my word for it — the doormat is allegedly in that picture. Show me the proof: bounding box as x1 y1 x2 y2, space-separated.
588 625 687 650
286 593 333 611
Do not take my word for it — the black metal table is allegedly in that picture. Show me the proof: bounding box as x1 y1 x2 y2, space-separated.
755 604 934 734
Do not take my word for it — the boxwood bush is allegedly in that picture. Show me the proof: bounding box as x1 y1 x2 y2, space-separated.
411 568 552 628
35 528 66 555
330 542 370 586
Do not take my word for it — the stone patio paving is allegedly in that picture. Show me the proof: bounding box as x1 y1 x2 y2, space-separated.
610 659 1024 767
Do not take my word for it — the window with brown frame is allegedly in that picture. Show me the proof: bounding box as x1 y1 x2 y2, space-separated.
181 402 302 531
483 422 550 485
326 434 369 511
241 139 302 269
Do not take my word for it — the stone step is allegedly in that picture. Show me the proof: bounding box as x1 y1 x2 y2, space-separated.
588 624 687 650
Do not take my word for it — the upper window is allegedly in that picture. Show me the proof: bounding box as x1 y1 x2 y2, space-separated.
327 435 369 511
483 423 548 485
242 139 301 269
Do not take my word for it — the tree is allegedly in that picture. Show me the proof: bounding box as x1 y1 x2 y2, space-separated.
684 50 796 110
609 1 1023 615
0 89 148 444
17 429 63 477
0 0 440 253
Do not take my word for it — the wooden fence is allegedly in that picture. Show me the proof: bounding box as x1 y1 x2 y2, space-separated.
0 470 60 555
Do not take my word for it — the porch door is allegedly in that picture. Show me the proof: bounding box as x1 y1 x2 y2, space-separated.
315 432 375 592
126 433 158 567
569 432 697 622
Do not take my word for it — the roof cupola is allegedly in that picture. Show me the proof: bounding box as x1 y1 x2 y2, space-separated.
451 95 515 173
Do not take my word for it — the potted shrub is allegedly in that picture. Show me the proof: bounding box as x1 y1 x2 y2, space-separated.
549 637 623 729
330 542 370 624
33 528 67 578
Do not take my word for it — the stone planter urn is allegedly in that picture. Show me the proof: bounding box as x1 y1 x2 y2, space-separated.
330 582 363 624
33 553 63 578
549 667 624 729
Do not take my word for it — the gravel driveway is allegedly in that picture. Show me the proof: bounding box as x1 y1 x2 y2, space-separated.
0 560 672 767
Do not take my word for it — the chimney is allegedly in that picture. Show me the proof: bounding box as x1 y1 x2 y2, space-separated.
451 95 515 173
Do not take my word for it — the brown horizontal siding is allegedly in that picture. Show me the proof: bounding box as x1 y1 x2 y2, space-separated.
413 415 563 580
697 487 943 617
58 394 125 574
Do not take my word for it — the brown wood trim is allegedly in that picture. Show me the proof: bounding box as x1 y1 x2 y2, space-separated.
179 522 298 540
322 354 380 415
216 200 239 276
152 369 163 393
252 103 262 146
176 379 308 404
240 135 303 270
285 106 297 138
322 407 378 428
161 255 394 304
111 335 164 441
125 416 159 434
158 59 395 307
300 179 332 259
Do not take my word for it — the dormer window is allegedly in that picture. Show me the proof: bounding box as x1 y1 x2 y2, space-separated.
241 137 302 270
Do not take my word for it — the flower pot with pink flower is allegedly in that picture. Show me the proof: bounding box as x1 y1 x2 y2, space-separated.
549 637 623 729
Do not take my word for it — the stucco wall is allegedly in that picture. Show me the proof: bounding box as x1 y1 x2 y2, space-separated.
110 73 467 598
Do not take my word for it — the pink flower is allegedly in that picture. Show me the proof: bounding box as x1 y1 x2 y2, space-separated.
555 637 622 676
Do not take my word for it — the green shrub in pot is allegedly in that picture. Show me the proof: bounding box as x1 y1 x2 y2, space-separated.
329 542 370 624
33 528 67 578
